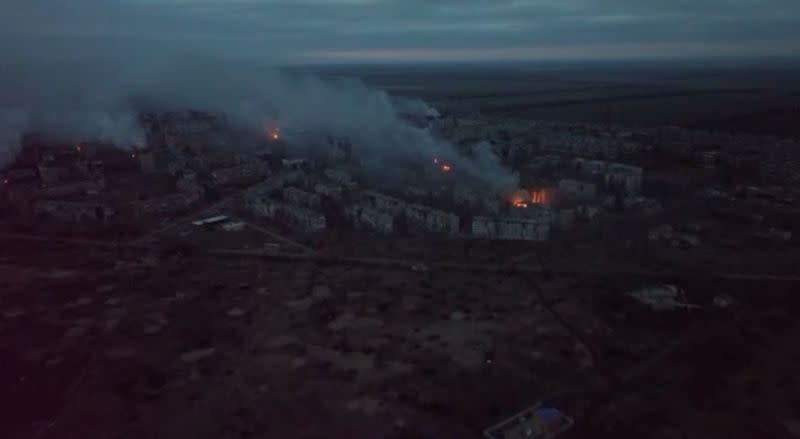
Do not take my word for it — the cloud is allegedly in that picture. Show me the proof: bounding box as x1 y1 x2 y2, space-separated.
1 0 798 63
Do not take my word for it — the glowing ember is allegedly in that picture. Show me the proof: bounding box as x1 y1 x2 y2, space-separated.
529 189 550 204
441 164 452 172
267 126 281 141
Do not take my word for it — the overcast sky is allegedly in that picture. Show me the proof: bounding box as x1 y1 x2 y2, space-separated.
2 0 800 63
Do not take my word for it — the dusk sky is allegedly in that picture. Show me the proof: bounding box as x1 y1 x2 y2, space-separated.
2 0 800 63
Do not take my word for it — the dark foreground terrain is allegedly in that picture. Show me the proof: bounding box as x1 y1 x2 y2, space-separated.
2 239 799 438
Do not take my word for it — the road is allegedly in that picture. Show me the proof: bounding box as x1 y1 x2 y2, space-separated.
4 233 800 284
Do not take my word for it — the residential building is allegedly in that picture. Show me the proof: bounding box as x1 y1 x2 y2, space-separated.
133 190 201 218
361 190 406 215
34 200 114 222
346 205 394 234
405 204 460 234
283 187 321 208
471 215 551 241
558 179 597 199
211 162 269 186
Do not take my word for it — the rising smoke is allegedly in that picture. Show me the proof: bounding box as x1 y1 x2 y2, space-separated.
0 1 517 191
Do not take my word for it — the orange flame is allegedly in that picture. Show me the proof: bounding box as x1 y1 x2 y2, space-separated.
267 126 280 141
441 164 452 172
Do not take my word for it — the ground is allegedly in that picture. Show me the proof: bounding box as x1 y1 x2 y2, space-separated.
2 239 799 439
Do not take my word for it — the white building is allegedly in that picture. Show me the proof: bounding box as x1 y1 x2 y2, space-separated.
345 205 394 234
361 190 406 215
605 164 643 195
314 183 343 199
471 215 550 241
283 187 321 208
558 179 597 199
405 204 460 234
34 200 115 222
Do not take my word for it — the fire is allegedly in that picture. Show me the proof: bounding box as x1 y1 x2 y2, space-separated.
267 126 281 141
529 189 550 204
441 164 452 172
507 188 552 208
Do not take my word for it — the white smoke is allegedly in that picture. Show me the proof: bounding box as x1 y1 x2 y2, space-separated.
0 45 517 191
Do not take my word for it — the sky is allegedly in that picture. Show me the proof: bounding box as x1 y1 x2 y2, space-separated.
2 0 800 64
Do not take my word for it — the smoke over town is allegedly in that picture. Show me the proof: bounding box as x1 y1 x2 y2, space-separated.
0 52 517 190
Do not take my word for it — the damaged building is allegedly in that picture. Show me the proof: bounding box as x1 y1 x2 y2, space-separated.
133 190 201 218
211 162 269 187
39 179 106 199
314 183 343 199
277 204 327 232
605 163 643 195
345 205 394 234
283 187 321 208
405 204 460 234
361 190 406 215
34 200 115 222
472 210 551 241
558 179 597 200
245 193 326 232
324 168 356 188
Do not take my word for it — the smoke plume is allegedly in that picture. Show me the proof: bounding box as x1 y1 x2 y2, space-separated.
0 2 518 191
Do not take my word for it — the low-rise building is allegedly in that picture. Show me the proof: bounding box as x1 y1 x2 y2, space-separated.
246 195 280 218
558 179 597 199
324 168 356 188
605 163 643 195
133 190 201 218
211 162 269 186
283 187 321 208
279 204 327 232
34 200 114 222
39 179 105 199
471 215 551 241
405 204 460 234
361 190 406 215
220 220 246 232
314 183 343 199
245 194 325 232
345 205 394 234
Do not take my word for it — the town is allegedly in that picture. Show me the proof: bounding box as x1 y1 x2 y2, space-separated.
3 104 800 438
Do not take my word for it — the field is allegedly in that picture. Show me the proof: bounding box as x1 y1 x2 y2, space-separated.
315 60 800 132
